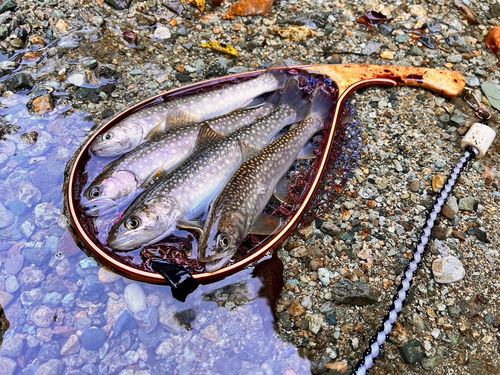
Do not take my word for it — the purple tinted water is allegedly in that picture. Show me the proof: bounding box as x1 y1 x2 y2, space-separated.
0 70 312 375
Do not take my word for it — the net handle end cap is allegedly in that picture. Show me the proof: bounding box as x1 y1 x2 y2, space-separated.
460 122 497 158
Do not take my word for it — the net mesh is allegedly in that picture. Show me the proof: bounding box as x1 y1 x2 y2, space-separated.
272 99 363 227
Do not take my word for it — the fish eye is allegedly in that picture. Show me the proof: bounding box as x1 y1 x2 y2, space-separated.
125 216 141 230
103 132 113 140
218 233 230 248
88 186 101 199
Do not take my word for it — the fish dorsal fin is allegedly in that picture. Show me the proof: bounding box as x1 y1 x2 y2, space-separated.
145 117 167 139
267 60 295 69
166 110 197 128
141 168 165 189
273 176 290 202
176 220 204 236
196 124 224 150
297 141 318 160
249 212 282 235
238 139 261 161
239 93 269 110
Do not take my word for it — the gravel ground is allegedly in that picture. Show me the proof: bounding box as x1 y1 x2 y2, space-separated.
0 0 499 374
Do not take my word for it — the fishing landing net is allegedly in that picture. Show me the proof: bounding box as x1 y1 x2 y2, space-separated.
139 97 364 272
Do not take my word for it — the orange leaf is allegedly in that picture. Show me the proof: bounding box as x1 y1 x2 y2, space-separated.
223 0 274 20
486 26 500 58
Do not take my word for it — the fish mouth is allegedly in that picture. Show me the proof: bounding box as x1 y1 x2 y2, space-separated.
81 197 117 217
204 255 233 272
107 227 147 251
107 234 142 251
108 226 172 252
90 140 136 157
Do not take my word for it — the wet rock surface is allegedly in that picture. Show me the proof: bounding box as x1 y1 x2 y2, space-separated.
0 0 498 374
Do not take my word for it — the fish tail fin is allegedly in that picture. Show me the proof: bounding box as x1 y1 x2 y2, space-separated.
240 92 271 110
308 86 336 122
263 61 291 88
278 78 312 122
266 89 282 106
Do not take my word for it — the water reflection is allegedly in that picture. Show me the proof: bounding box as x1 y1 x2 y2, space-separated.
0 85 311 372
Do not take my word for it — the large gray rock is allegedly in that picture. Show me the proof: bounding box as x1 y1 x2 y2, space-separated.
332 278 378 305
35 359 64 375
0 356 16 375
482 82 500 112
0 336 23 358
124 283 147 313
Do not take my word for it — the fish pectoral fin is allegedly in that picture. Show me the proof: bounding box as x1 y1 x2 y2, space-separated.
141 168 165 189
273 176 290 202
249 212 281 236
145 117 167 139
238 139 261 161
297 141 318 160
176 220 205 236
196 124 224 150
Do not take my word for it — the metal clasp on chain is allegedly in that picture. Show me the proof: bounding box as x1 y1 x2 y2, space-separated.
464 89 491 124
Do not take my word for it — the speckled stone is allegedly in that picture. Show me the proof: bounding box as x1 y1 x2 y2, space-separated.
60 335 80 356
31 306 55 327
0 336 23 358
0 357 16 375
288 300 306 316
35 359 64 375
442 196 458 219
432 256 465 284
458 197 476 211
80 328 107 351
124 283 147 313
18 265 45 288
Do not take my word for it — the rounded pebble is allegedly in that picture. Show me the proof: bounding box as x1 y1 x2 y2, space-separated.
124 283 147 313
80 327 107 351
432 256 465 284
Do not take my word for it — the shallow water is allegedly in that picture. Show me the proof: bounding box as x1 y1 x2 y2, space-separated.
0 64 315 375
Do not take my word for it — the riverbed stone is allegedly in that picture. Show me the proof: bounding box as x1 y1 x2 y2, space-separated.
432 256 465 284
134 305 158 334
442 196 458 219
4 72 34 92
104 0 132 10
124 283 147 313
60 335 80 356
18 265 45 287
0 203 14 229
0 336 23 358
332 278 378 305
80 327 107 351
0 357 16 375
34 202 60 229
35 359 64 375
399 339 424 365
31 306 55 327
